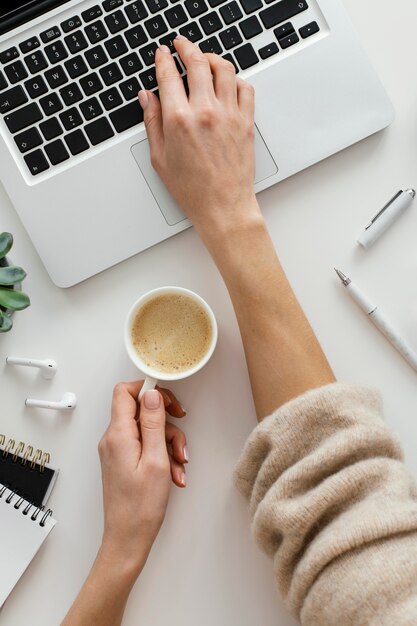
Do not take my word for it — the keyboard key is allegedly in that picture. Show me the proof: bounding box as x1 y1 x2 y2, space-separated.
45 139 70 165
100 62 123 85
82 6 103 22
0 85 27 113
85 45 109 69
234 41 258 68
85 116 115 145
0 71 6 91
45 65 68 88
219 26 242 49
105 10 128 33
208 0 227 6
199 36 222 53
19 37 40 54
200 12 222 34
239 0 262 14
80 97 103 120
260 0 308 29
65 55 89 78
0 47 19 64
4 102 43 133
80 72 104 95
61 16 82 33
185 0 208 17
40 117 63 140
100 86 123 110
220 1 242 24
24 51 48 74
145 0 168 12
273 21 294 38
110 100 143 132
65 30 89 54
105 35 128 58
60 82 83 105
240 15 262 39
14 127 43 153
40 27 61 43
85 20 109 43
145 15 168 37
159 32 178 53
179 21 203 42
279 31 299 48
4 61 28 84
299 21 319 38
24 149 49 175
120 76 141 99
125 1 148 23
60 107 83 130
165 5 187 27
40 92 63 116
125 25 149 48
25 75 48 98
139 66 157 89
103 0 124 11
139 42 158 66
120 52 143 75
222 52 239 72
258 41 278 58
65 129 89 154
45 42 69 64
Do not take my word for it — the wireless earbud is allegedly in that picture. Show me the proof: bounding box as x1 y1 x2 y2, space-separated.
6 357 57 379
25 392 77 411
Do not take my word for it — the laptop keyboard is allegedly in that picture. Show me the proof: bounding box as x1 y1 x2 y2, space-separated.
0 0 321 177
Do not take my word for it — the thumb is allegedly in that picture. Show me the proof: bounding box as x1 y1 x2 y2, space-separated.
140 389 167 461
138 90 163 158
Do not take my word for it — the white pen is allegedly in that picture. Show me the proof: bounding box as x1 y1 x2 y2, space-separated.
335 269 417 372
357 188 415 249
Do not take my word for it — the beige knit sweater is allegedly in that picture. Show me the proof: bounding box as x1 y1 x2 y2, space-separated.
235 383 417 626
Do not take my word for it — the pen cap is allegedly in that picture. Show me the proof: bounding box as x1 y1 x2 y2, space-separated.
357 189 415 249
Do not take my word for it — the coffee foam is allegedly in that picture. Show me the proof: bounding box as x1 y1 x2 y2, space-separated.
131 293 213 374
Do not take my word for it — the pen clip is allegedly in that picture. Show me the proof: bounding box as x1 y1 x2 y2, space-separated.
365 190 403 230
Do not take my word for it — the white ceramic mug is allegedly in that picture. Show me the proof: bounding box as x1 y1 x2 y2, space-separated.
124 286 218 399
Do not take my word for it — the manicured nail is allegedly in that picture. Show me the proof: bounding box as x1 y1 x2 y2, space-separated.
138 90 148 110
180 472 186 487
144 389 160 410
175 34 187 40
183 446 189 462
159 44 171 53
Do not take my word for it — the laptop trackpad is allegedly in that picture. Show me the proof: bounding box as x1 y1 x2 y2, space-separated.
131 125 278 226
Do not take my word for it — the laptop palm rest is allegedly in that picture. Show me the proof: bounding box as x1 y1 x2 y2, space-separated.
131 124 278 226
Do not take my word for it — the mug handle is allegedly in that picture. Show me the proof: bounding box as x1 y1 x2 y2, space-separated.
139 376 158 400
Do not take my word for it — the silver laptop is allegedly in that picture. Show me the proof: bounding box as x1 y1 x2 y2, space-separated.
0 0 393 287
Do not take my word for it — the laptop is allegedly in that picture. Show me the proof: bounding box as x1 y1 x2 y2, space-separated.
0 0 394 287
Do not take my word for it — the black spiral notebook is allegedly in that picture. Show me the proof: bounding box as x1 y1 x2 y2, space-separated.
0 434 59 508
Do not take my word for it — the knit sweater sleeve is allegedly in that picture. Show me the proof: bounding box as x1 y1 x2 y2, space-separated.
235 383 417 626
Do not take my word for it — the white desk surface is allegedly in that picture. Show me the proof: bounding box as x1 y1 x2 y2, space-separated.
1 0 416 624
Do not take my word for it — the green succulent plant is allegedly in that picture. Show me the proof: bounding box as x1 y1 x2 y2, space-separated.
0 232 30 333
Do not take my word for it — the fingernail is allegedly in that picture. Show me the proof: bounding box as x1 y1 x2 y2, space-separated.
138 90 149 110
144 389 161 410
159 44 171 53
180 472 186 487
175 34 187 40
183 446 189 462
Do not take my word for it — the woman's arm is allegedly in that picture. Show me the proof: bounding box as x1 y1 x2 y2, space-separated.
140 39 334 420
62 384 187 626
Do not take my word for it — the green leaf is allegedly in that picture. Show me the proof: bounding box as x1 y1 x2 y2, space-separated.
0 233 13 260
0 310 13 332
0 288 30 311
0 266 26 285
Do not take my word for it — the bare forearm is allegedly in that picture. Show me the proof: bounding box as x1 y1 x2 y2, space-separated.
196 202 335 419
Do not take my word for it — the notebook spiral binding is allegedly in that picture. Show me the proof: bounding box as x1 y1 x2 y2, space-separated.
0 434 51 473
0 485 53 527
